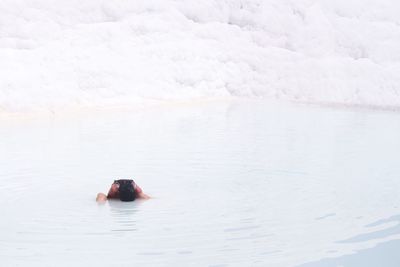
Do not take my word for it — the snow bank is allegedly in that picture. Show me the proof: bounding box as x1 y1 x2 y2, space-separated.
1 0 400 112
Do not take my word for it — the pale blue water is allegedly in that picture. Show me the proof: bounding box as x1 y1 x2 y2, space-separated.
1 100 400 266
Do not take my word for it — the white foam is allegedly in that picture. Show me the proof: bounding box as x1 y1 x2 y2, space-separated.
1 0 400 112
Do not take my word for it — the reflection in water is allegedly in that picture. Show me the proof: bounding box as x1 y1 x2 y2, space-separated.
298 214 400 267
297 240 400 267
108 200 139 233
315 213 336 221
339 214 400 243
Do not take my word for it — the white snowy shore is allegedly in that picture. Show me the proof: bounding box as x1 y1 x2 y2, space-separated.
1 0 400 112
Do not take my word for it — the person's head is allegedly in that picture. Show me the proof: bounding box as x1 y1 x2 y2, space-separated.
119 187 136 201
115 179 136 202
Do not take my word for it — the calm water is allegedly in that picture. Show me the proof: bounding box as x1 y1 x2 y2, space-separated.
1 100 400 267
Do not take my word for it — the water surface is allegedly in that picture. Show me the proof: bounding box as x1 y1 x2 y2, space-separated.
1 100 400 266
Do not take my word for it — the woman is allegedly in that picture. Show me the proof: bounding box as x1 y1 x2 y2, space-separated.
96 179 150 202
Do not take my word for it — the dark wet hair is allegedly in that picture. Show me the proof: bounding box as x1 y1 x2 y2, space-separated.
115 179 136 202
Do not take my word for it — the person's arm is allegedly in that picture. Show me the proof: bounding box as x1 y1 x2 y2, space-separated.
96 193 107 202
107 183 119 199
135 184 151 199
138 192 151 199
